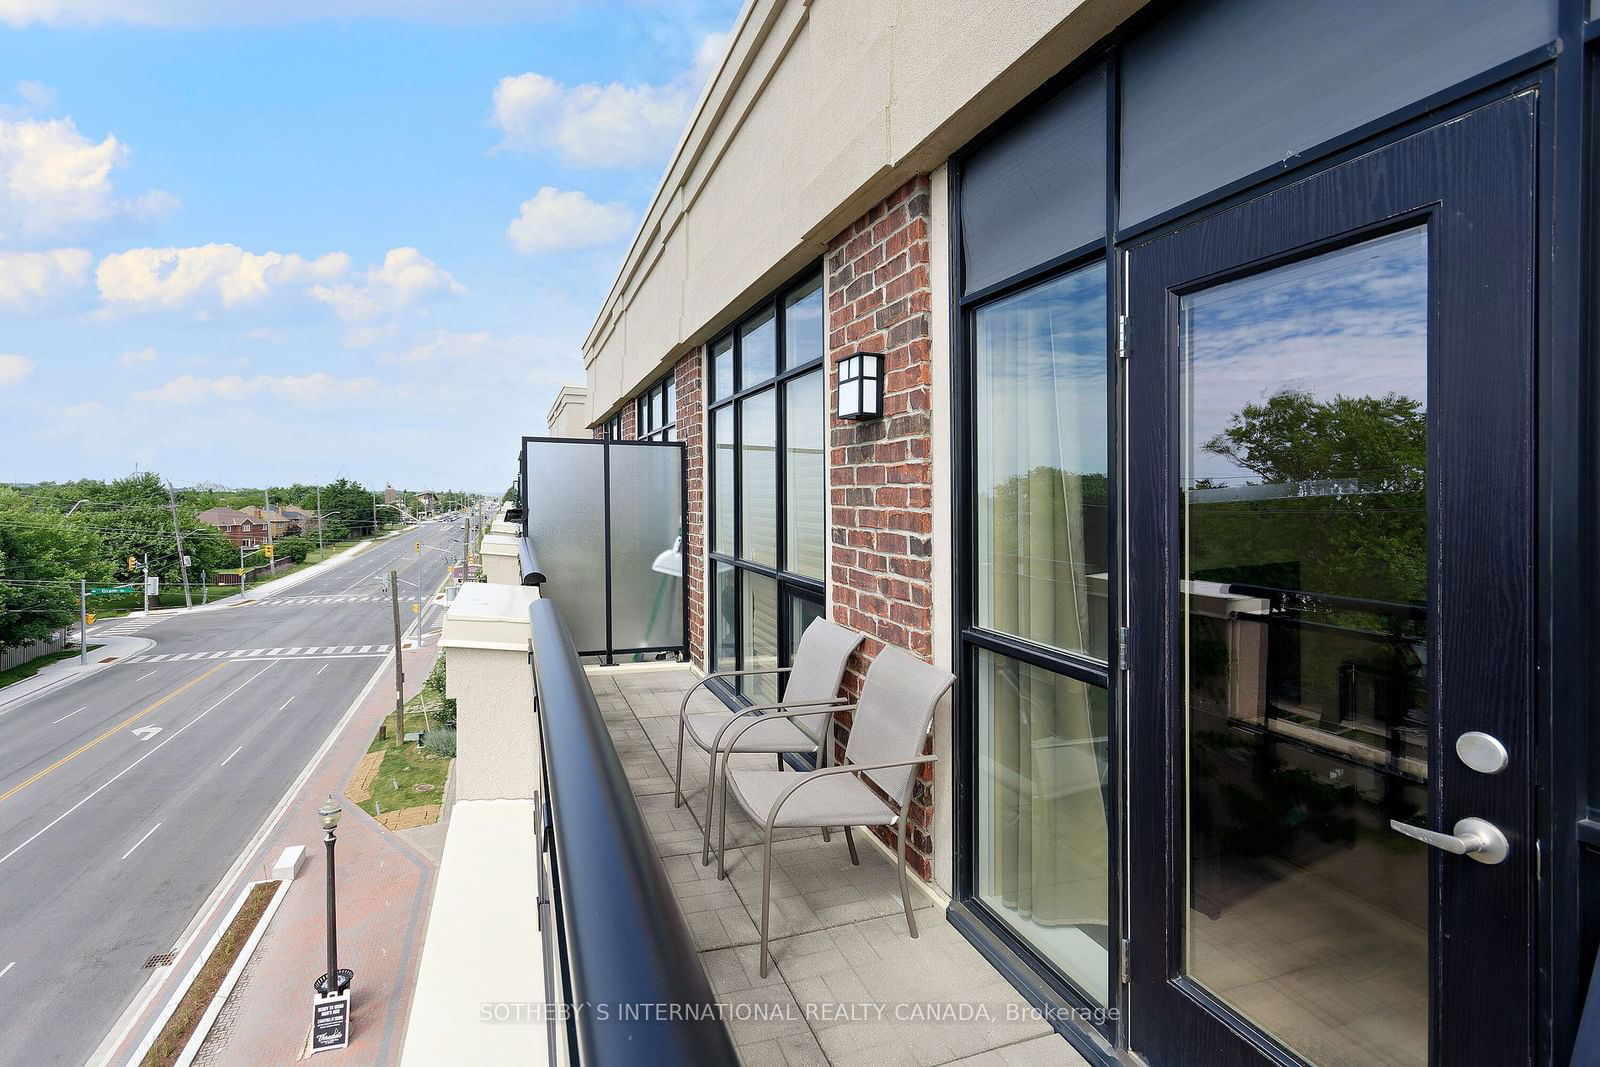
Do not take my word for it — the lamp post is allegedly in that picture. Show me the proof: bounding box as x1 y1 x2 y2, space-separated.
313 795 354 998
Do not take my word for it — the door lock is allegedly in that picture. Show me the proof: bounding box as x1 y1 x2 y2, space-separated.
1388 817 1509 864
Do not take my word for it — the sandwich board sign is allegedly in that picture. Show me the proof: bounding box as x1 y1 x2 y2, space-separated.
311 992 350 1053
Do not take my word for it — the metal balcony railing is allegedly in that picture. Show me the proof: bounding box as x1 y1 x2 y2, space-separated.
528 598 737 1066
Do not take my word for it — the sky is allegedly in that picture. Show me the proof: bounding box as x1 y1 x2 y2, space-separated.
0 0 742 493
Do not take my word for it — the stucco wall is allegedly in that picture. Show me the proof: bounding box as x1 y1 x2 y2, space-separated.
582 0 1145 422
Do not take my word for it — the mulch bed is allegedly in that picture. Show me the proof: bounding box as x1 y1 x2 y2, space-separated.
141 880 281 1067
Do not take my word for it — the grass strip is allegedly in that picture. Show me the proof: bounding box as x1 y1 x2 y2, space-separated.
0 644 104 691
141 880 280 1067
354 688 451 823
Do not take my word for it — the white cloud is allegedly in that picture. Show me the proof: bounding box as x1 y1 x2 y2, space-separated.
0 353 33 388
117 346 157 365
493 71 693 169
380 328 492 365
130 371 380 407
0 115 176 238
506 186 633 254
95 243 350 311
309 246 464 322
0 248 90 310
15 80 55 111
0 0 570 27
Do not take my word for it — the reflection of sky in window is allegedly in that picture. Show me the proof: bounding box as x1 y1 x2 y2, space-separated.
974 261 1108 490
784 278 824 368
1182 227 1427 485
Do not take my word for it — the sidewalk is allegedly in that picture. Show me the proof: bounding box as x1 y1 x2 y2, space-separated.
102 634 448 1067
0 636 153 711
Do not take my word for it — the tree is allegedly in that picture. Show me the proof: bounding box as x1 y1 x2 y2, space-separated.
320 478 380 536
276 535 311 563
0 487 110 651
1192 389 1426 606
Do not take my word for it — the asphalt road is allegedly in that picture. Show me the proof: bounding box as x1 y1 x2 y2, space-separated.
0 520 463 1066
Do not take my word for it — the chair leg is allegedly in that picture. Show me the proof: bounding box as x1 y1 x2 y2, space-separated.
898 815 918 938
815 742 831 843
701 748 718 866
717 766 732 880
759 826 775 978
673 716 687 809
843 826 860 866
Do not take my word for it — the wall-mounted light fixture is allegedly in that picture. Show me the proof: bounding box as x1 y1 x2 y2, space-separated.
836 350 883 420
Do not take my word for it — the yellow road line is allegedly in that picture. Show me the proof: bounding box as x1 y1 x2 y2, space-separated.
0 661 231 806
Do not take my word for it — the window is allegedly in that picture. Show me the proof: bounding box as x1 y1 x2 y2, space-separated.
957 62 1114 1012
636 373 677 441
706 269 827 704
603 412 623 440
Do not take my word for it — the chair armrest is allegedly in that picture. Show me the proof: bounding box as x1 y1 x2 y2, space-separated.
678 666 793 720
714 703 860 754
762 754 937 828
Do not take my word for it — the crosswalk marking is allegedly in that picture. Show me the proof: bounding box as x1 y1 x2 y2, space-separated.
252 594 426 607
122 645 392 664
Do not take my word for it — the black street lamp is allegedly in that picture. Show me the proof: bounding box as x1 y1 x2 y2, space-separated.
313 795 354 998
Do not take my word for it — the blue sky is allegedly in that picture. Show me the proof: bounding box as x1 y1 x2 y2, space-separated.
0 0 740 492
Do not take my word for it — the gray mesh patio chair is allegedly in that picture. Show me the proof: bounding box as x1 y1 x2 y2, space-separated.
713 644 955 976
672 619 864 865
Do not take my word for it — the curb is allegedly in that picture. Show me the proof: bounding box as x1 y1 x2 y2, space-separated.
127 876 293 1067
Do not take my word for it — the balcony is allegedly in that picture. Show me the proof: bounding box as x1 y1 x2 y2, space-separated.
399 488 1087 1066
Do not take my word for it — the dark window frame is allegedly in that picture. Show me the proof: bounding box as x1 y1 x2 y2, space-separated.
946 3 1588 1063
636 373 677 442
706 265 827 708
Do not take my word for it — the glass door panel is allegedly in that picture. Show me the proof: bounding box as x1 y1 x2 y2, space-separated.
975 649 1112 1003
1125 94 1536 1067
1180 229 1429 1065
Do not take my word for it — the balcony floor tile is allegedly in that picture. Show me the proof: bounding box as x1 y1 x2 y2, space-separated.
587 666 1087 1067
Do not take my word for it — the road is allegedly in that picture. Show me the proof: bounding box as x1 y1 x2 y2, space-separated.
0 521 462 1067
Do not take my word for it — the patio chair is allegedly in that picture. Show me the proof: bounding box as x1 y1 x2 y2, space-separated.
713 644 955 976
671 618 865 865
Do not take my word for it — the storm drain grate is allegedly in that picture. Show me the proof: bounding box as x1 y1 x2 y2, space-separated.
142 953 175 969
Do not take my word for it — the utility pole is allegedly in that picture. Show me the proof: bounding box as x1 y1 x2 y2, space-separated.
316 484 325 557
389 570 405 743
264 490 277 574
142 552 149 614
201 571 208 605
371 497 378 538
462 511 470 580
240 544 247 596
79 579 86 665
166 482 193 609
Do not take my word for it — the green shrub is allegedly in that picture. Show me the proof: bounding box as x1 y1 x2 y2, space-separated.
424 652 458 728
422 727 456 758
275 535 311 563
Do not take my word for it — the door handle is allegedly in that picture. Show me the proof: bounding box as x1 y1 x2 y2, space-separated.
1388 817 1509 865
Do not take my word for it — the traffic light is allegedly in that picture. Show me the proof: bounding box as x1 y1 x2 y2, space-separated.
414 541 421 553
263 544 274 559
127 556 137 570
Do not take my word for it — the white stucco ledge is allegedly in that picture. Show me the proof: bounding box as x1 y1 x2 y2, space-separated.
490 516 519 537
442 582 541 652
400 800 548 1067
480 533 522 586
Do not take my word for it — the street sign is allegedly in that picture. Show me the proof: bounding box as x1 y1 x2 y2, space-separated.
145 577 160 595
90 585 135 595
311 992 350 1053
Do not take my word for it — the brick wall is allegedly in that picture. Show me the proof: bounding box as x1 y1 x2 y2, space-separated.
675 347 707 666
825 175 937 877
621 403 637 441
